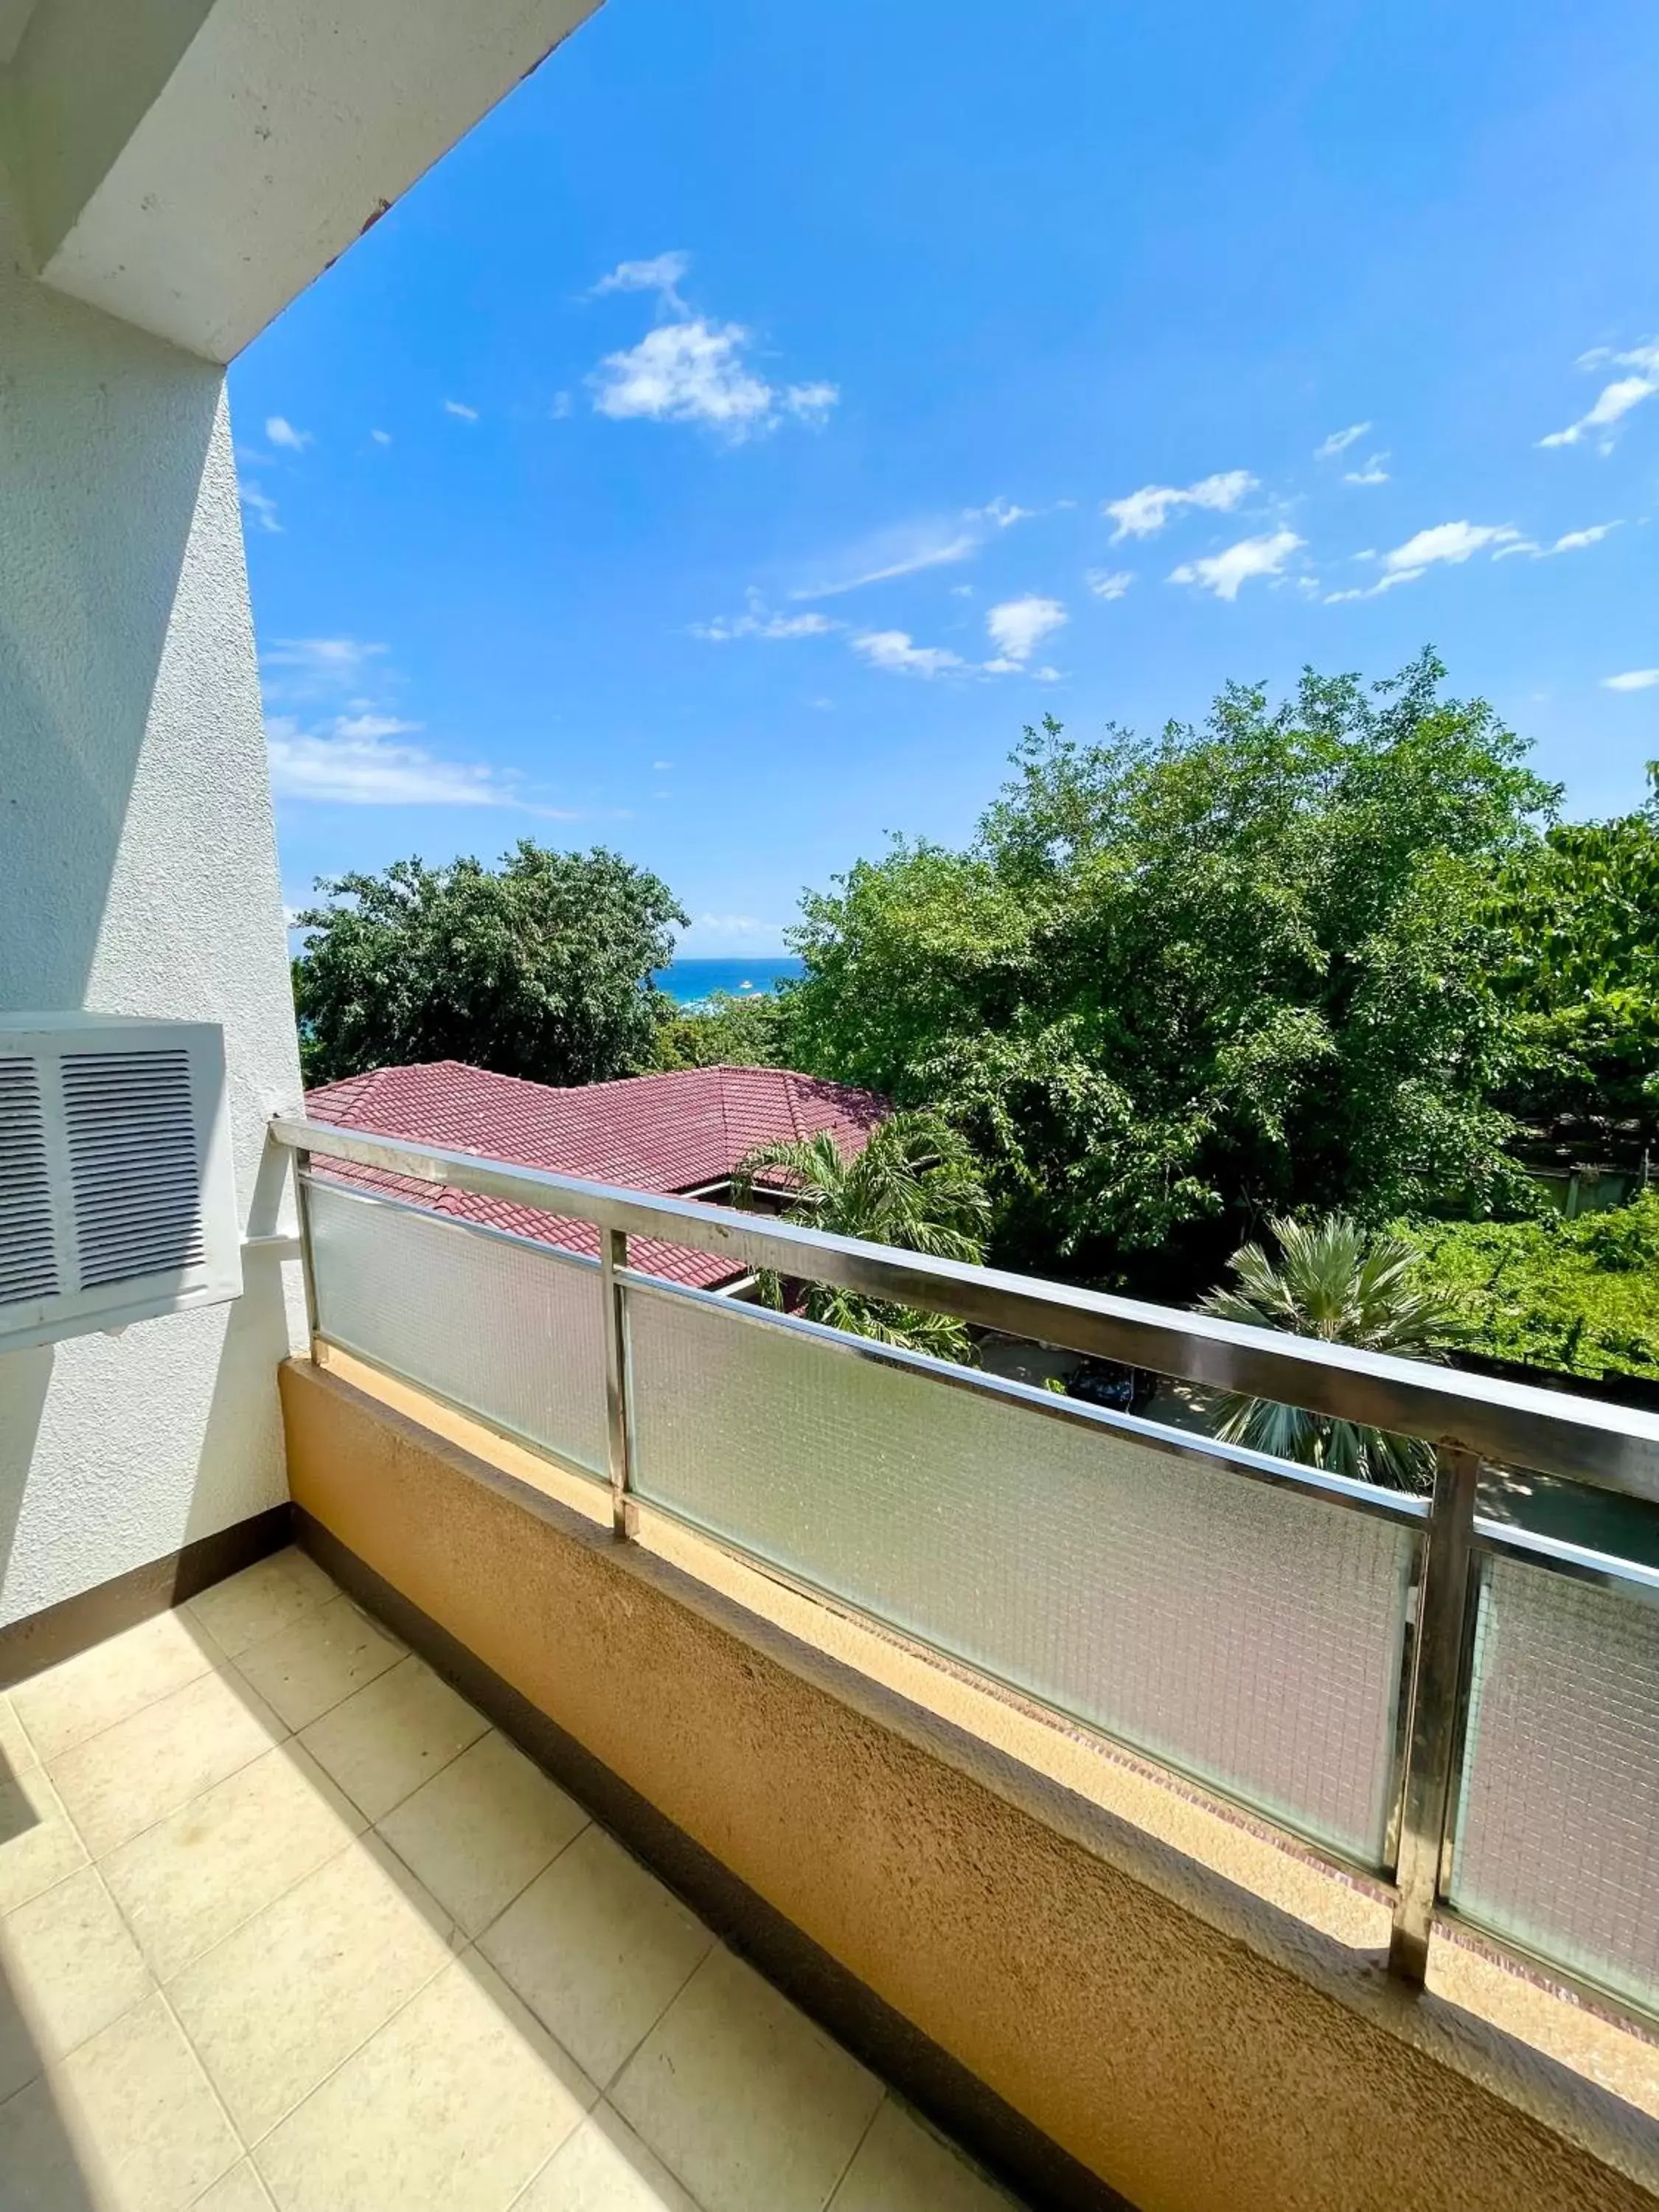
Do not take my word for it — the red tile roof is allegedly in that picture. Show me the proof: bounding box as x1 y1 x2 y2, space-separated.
305 1061 888 1290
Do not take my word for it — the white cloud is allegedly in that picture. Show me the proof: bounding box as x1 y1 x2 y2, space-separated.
1105 470 1256 542
262 637 389 681
265 716 562 811
549 392 573 420
850 630 967 678
793 524 980 599
986 595 1067 663
653 759 674 770
1382 520 1522 573
444 400 480 422
1324 519 1523 601
1085 568 1134 599
1343 454 1391 485
265 416 312 453
1316 422 1371 459
969 497 1035 529
1539 344 1659 450
330 712 422 740
589 318 835 439
369 428 392 446
1324 570 1424 604
1602 668 1659 692
1548 521 1621 552
782 380 839 422
691 593 839 641
1169 529 1302 600
239 480 281 534
591 252 692 313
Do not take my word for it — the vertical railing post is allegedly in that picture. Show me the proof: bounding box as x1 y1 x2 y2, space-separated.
293 1152 324 1365
1388 1444 1480 1986
600 1228 635 1540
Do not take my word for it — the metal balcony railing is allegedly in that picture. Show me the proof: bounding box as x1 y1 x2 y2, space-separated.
270 1113 1659 2024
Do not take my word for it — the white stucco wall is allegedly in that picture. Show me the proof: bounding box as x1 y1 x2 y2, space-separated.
0 165 305 1626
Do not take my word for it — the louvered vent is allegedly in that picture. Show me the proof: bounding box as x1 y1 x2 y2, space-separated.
0 1057 58 1307
63 1050 205 1290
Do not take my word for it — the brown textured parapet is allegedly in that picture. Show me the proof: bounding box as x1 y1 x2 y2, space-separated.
279 1355 1659 2212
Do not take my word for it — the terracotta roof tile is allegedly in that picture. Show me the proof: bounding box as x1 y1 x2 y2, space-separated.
305 1060 888 1289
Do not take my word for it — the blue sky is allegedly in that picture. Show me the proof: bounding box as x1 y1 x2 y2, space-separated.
235 0 1659 956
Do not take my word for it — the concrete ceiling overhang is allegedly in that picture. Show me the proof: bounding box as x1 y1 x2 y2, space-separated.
4 0 602 361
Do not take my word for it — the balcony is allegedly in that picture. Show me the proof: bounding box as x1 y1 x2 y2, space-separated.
6 1113 1659 2210
0 1548 1012 2211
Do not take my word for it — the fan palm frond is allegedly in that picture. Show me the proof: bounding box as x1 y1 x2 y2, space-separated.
1199 1214 1459 1492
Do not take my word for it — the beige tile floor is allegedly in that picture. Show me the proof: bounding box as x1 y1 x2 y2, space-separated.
0 1550 1024 2212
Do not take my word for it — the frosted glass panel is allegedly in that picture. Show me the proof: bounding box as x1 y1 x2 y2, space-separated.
626 1283 1415 1865
1450 1554 1659 2010
308 1181 608 1480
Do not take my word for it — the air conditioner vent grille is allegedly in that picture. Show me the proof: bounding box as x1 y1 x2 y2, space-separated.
63 1051 205 1290
0 1058 58 1305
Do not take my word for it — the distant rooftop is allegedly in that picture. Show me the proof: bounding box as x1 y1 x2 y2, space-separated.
305 1060 888 1290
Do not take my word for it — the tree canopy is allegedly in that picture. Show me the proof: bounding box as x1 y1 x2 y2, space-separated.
650 988 800 1071
1486 762 1659 1146
787 653 1560 1295
293 842 686 1088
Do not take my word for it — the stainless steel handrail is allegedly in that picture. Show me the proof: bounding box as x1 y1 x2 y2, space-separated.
274 1110 1659 2017
270 1113 1659 1501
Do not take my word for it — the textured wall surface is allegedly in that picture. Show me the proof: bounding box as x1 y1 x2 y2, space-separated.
0 169 305 1626
284 1359 1659 2212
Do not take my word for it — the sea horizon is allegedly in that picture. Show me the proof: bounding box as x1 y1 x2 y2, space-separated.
653 956 804 1005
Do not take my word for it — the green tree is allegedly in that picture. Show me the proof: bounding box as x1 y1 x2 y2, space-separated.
788 654 1558 1294
650 989 799 1071
293 843 686 1088
1404 1195 1659 1382
1197 1214 1461 1491
1487 763 1659 1144
731 1112 991 1360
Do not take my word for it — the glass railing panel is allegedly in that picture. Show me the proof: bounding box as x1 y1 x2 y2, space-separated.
625 1280 1417 1868
307 1180 608 1481
1448 1546 1659 2011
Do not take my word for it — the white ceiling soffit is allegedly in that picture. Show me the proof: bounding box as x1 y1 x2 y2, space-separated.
11 0 603 362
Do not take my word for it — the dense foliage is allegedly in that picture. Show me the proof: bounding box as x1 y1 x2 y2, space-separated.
731 1113 991 1359
650 988 799 1071
293 842 685 1088
1405 1195 1659 1382
788 654 1558 1295
1487 764 1659 1145
1197 1214 1460 1489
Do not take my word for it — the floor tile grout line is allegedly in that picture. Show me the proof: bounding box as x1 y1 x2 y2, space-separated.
223 1589 409 1736
52 1719 298 1871
399 1772 596 1947
822 2089 890 2212
153 1978 257 2182
595 1921 721 2101
0 1858 160 2108
7 1549 339 1768
234 1921 462 2158
498 2096 719 2212
8 1621 230 1771
147 1823 366 1995
48 1618 458 1873
307 1657 495 1831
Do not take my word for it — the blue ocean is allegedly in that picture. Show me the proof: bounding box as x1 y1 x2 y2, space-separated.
654 957 804 1005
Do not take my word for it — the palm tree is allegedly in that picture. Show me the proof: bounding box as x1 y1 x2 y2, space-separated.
731 1112 991 1360
1197 1213 1460 1491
